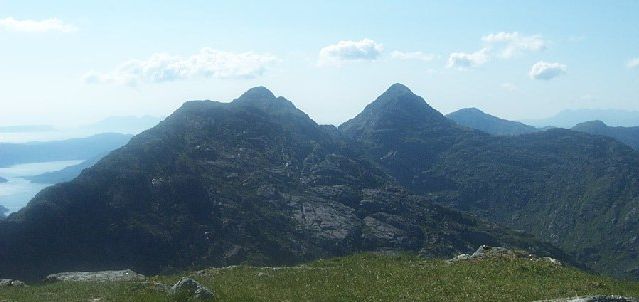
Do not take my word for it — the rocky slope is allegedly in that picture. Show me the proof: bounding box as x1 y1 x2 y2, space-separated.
447 107 539 136
340 84 639 278
0 87 564 280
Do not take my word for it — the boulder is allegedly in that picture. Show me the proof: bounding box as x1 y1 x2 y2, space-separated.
45 269 145 282
170 277 215 300
0 279 26 287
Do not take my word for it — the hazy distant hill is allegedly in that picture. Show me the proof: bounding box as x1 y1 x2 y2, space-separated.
523 109 639 128
446 108 539 136
0 125 55 133
0 133 132 167
572 120 639 150
0 205 8 219
24 155 104 184
0 176 7 183
0 87 565 280
85 116 163 135
340 84 639 278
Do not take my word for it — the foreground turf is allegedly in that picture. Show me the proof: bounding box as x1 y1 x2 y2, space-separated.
2 253 639 301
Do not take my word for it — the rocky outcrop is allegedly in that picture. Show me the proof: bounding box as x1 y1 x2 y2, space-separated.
0 279 26 287
449 245 562 265
170 277 214 300
535 296 639 302
45 269 145 282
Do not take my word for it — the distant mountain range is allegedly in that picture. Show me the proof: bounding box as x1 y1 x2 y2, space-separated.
445 107 639 151
23 155 105 184
446 108 539 136
83 115 163 135
572 120 639 150
523 109 639 128
0 133 132 168
0 116 162 144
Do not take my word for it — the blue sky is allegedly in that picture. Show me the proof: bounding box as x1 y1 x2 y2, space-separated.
1 0 638 126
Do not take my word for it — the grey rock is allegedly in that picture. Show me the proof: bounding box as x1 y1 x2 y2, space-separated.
448 245 562 265
450 253 472 261
471 245 518 259
362 216 406 244
292 198 358 240
45 269 146 282
535 296 639 302
0 279 27 287
170 277 214 300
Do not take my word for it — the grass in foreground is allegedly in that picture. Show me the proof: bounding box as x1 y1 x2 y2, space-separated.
1 253 639 302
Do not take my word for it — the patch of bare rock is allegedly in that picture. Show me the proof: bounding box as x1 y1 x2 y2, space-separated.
0 279 26 287
45 269 146 282
448 245 562 265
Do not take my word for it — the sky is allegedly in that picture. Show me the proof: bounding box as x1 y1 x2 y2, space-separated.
1 0 639 127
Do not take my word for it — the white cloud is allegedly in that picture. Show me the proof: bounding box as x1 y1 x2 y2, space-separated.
85 48 277 85
482 32 546 58
318 39 383 66
501 83 518 91
391 51 435 62
529 61 567 80
627 58 639 69
446 48 489 69
0 17 77 33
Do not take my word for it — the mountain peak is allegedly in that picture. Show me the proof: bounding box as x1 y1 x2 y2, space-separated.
232 87 299 113
384 83 413 95
364 83 444 119
238 86 276 100
575 120 607 128
460 107 485 114
339 84 454 137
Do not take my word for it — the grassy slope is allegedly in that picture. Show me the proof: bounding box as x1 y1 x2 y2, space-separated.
2 253 639 302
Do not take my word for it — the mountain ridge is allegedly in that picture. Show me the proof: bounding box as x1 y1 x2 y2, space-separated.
339 85 639 278
0 86 567 281
572 120 639 150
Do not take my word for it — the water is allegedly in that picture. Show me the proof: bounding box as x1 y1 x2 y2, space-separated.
0 160 83 214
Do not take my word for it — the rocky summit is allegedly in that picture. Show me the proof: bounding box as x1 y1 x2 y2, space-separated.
0 86 565 281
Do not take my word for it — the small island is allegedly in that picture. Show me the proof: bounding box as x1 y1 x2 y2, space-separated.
0 176 7 183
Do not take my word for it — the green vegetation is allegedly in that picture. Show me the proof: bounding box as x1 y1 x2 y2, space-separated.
2 253 639 302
